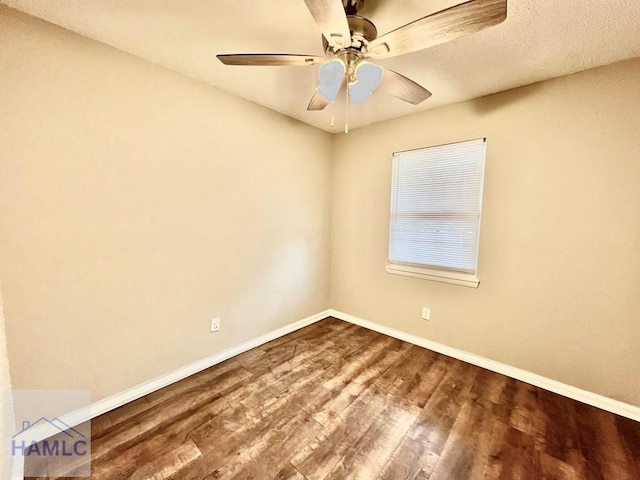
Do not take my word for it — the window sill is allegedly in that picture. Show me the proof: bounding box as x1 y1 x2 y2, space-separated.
385 264 480 288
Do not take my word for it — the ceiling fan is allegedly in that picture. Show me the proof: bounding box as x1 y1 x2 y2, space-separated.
217 0 507 112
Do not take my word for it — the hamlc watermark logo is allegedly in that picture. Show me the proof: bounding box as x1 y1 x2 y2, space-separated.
3 389 91 477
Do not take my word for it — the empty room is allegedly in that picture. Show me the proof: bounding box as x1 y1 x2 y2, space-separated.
1 0 639 478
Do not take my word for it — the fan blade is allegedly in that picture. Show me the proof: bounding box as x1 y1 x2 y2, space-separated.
380 68 432 104
367 0 507 59
307 92 330 111
217 54 324 66
302 0 351 49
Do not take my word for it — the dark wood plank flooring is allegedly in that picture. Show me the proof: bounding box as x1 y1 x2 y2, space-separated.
27 317 640 479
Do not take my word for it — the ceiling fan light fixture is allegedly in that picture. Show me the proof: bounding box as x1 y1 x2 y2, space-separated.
317 58 346 102
348 62 383 104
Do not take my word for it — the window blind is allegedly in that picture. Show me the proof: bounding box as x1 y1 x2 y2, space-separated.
389 138 486 278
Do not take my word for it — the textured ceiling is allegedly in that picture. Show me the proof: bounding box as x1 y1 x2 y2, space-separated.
3 0 640 133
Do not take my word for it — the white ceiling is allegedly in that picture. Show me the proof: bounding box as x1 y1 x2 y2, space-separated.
3 0 640 133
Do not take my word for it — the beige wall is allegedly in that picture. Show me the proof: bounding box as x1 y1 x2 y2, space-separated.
0 274 14 478
331 58 640 406
0 7 331 401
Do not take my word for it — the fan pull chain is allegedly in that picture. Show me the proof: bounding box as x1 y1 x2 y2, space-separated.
330 102 335 128
345 85 349 134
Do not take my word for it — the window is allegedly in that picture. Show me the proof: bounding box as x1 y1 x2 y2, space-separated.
386 138 486 288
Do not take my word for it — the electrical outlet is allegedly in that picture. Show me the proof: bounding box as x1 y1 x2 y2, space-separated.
421 307 431 321
210 317 220 332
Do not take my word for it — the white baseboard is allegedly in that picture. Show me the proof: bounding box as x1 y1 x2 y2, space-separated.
11 306 638 479
18 309 331 446
87 309 330 421
10 309 330 479
328 309 640 422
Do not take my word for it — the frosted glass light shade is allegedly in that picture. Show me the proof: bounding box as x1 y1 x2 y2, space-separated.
348 62 383 104
317 59 345 103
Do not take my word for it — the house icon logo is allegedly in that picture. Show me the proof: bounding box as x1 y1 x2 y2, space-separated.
12 417 88 458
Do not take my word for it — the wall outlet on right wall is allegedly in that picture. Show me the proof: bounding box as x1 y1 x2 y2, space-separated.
421 307 431 321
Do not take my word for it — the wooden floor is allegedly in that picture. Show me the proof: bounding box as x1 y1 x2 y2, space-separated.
28 317 640 479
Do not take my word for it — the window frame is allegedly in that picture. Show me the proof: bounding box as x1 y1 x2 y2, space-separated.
386 138 487 288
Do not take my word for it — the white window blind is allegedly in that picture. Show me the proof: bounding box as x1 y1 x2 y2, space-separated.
387 138 486 287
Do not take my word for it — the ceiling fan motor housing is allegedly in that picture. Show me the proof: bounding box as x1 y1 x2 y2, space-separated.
323 15 378 56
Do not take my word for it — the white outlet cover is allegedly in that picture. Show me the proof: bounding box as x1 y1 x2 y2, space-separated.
210 317 220 332
421 308 431 321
